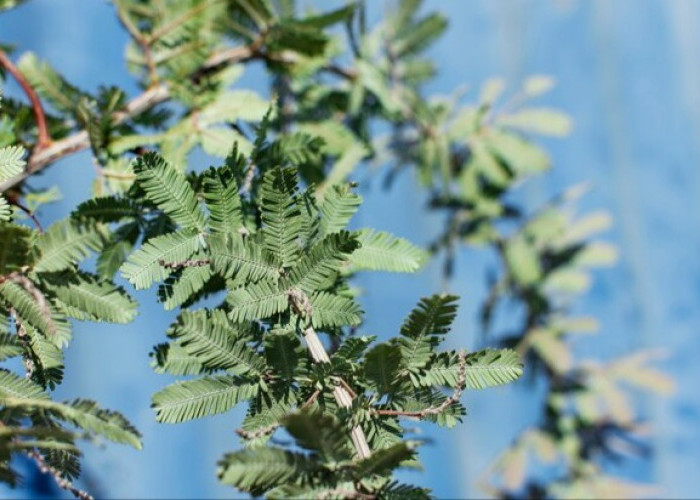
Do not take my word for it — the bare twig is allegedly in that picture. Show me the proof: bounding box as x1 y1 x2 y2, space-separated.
159 258 210 270
9 201 43 232
114 0 158 86
26 449 93 500
373 351 467 418
0 48 51 148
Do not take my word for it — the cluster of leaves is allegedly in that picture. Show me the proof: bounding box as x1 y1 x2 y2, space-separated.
68 117 521 496
0 98 140 496
0 0 671 498
266 3 671 497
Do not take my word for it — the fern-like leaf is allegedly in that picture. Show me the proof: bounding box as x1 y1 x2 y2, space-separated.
346 229 427 273
202 166 244 234
33 221 105 273
208 233 280 282
227 280 289 323
133 152 206 231
318 183 362 236
169 310 265 375
260 167 302 267
0 145 25 180
309 291 362 329
120 229 203 289
152 376 259 423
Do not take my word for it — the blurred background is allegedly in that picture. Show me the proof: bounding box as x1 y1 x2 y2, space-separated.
2 0 700 498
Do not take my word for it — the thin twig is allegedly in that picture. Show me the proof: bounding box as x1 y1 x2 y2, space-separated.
373 351 467 418
159 258 210 270
26 449 93 500
114 0 158 86
0 48 51 148
9 201 43 232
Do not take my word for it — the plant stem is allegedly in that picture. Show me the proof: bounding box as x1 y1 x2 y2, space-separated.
0 41 355 193
0 48 51 148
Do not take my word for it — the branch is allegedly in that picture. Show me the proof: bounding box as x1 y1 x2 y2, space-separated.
287 288 372 459
114 0 158 86
0 48 51 148
373 351 467 418
9 201 43 232
26 449 93 500
0 41 356 193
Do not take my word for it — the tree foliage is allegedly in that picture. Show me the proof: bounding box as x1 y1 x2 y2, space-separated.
0 0 669 498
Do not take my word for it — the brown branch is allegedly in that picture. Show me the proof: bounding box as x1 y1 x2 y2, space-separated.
373 351 467 418
0 40 356 194
0 48 51 148
26 449 93 500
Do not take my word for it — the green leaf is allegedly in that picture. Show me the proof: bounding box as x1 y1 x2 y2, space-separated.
33 221 105 273
208 233 280 282
120 229 203 289
170 310 265 375
0 195 10 222
318 183 362 236
150 342 203 376
346 229 427 273
0 145 25 181
1 397 142 449
71 196 141 223
290 231 359 293
202 166 244 234
0 281 54 336
462 349 523 389
218 447 317 495
158 265 213 310
309 291 362 329
283 411 353 462
227 280 289 323
398 294 458 370
47 273 137 324
364 344 402 395
152 376 258 423
0 333 22 361
354 441 416 477
504 235 542 287
0 223 32 274
133 152 206 231
0 369 48 400
393 12 447 57
498 108 573 137
260 167 302 267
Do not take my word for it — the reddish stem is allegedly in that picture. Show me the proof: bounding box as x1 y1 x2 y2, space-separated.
0 48 52 149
